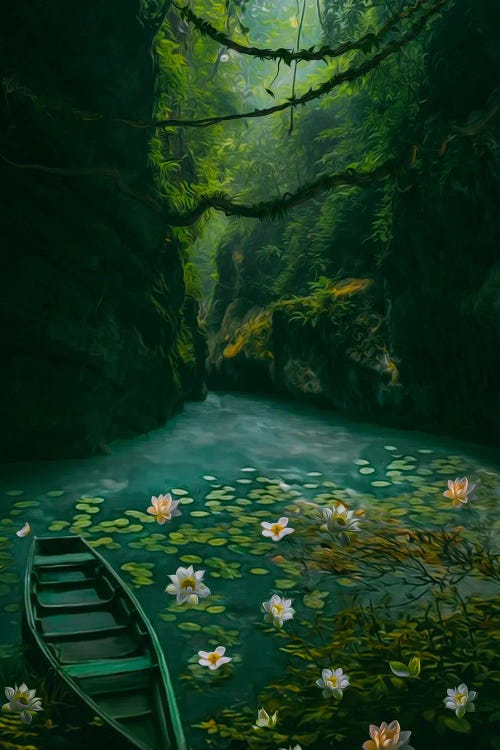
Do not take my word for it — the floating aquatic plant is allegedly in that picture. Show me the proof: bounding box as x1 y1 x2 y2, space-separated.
362 721 413 750
2 683 43 724
147 492 182 524
315 667 349 700
166 565 211 605
443 683 477 718
261 517 295 541
15 522 30 538
262 594 295 629
253 707 278 729
197 646 232 671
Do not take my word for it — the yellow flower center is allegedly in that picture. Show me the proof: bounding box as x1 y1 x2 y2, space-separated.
272 603 284 616
455 693 466 704
326 676 338 688
336 517 346 526
180 577 196 590
271 523 284 535
15 695 29 705
208 652 220 665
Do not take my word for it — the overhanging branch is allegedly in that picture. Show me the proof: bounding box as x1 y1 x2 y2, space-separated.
164 160 397 225
175 0 435 65
0 150 395 226
118 0 450 130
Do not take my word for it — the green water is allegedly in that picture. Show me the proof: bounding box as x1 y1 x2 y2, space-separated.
0 392 499 750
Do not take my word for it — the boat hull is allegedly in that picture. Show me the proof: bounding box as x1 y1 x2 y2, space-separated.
24 535 186 750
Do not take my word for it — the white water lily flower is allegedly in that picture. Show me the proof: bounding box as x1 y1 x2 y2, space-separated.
321 502 360 534
165 565 211 605
444 683 477 718
147 492 181 524
16 522 31 538
261 516 295 541
2 683 43 724
197 646 232 671
262 594 294 628
443 477 476 508
253 707 278 729
315 667 350 699
362 720 413 750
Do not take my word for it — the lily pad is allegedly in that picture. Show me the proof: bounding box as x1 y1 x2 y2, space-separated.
371 480 392 487
47 490 65 497
117 524 143 533
207 538 228 546
190 511 210 517
178 622 202 631
171 488 189 496
48 520 71 531
248 568 269 575
6 490 23 496
359 467 375 475
125 510 155 523
274 578 296 589
90 536 114 547
206 605 226 613
203 475 216 481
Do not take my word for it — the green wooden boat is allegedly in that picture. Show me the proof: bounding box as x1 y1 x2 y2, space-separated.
24 535 186 750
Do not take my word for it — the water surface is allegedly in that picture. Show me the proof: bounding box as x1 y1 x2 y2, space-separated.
1 393 498 749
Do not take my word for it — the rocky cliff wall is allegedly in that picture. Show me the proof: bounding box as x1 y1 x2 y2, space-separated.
0 1 205 460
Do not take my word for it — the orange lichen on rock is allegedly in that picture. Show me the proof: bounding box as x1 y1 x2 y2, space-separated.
223 336 245 358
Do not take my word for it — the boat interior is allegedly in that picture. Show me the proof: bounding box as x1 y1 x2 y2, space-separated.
29 536 174 749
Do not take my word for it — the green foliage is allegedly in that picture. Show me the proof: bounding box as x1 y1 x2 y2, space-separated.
183 261 203 301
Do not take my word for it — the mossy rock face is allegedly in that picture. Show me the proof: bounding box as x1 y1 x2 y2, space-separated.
0 1 205 460
205 0 500 444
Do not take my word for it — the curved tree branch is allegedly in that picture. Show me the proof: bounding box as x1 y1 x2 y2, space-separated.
163 160 398 225
0 150 395 225
174 0 435 65
118 0 451 130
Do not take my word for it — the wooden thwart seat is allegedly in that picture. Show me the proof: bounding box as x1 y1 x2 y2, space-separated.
34 552 96 567
64 655 152 679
